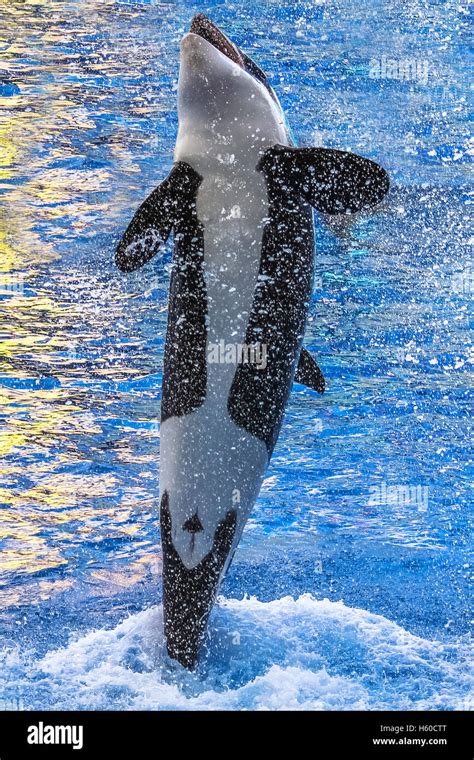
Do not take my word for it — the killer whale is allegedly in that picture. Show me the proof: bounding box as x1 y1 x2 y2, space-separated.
116 14 389 669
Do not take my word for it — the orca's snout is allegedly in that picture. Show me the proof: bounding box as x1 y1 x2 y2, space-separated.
160 491 237 669
189 13 244 68
190 12 212 32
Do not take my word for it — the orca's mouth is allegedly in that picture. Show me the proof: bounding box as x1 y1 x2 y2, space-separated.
188 14 276 101
190 13 244 68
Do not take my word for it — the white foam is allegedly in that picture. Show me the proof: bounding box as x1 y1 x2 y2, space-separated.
5 595 473 710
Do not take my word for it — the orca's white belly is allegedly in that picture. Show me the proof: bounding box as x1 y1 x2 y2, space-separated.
159 165 271 570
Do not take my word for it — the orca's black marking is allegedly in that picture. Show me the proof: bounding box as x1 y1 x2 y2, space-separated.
160 491 237 669
161 169 208 424
227 154 315 455
116 161 208 424
183 514 204 533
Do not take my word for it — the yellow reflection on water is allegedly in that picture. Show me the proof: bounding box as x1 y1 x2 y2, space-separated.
0 0 163 610
0 231 18 272
0 432 28 458
0 123 17 180
0 578 73 608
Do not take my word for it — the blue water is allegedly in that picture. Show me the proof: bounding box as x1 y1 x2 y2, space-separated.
0 0 472 710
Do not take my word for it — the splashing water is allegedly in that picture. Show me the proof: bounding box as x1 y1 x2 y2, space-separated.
0 0 471 710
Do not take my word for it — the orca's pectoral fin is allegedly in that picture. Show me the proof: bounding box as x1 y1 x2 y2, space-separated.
115 162 202 272
258 145 389 215
115 179 175 273
295 347 325 394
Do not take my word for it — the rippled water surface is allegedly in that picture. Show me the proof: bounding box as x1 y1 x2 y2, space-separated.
0 0 471 710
